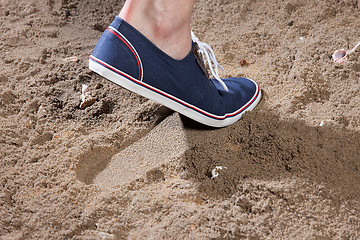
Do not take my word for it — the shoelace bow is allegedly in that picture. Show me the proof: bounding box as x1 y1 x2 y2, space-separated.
191 31 229 92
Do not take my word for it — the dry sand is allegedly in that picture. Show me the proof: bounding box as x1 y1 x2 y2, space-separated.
1 0 360 239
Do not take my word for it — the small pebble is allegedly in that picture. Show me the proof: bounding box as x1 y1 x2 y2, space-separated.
80 84 96 109
239 59 247 66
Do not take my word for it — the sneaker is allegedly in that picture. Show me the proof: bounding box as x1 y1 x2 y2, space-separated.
89 16 261 127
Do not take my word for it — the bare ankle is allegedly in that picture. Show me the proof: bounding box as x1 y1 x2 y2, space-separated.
119 0 194 60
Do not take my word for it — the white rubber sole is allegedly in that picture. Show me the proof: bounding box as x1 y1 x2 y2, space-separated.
89 56 261 128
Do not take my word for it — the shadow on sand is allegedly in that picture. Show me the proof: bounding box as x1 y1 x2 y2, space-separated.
179 107 360 201
75 103 360 202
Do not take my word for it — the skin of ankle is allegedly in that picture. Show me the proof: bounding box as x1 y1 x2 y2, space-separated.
119 0 195 60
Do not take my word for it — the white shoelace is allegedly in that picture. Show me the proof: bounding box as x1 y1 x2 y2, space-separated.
191 31 229 92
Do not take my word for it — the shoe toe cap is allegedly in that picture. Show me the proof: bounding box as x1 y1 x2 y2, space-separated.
212 77 259 113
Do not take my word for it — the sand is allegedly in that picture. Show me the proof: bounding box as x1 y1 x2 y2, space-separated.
1 0 360 239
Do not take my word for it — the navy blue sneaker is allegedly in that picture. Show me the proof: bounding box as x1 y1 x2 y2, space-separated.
89 16 261 127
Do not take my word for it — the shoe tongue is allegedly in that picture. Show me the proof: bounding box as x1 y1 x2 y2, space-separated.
193 43 210 79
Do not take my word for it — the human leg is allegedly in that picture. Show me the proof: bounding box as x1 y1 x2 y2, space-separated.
119 0 195 60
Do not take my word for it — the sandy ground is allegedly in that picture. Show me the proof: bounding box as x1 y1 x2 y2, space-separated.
1 0 360 239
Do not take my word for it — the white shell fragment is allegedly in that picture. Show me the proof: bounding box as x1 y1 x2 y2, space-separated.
332 49 348 64
82 84 89 93
211 166 227 179
332 40 360 64
80 84 96 109
37 105 47 118
63 56 79 62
